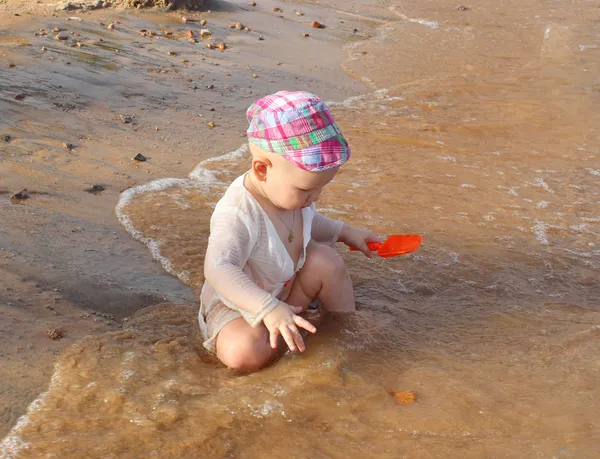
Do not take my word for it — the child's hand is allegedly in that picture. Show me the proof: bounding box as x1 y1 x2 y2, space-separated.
263 303 317 352
339 224 381 258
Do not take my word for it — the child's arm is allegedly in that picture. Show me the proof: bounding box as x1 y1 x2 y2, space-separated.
312 212 380 257
204 207 286 326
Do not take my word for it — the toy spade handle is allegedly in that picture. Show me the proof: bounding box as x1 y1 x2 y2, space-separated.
348 241 382 252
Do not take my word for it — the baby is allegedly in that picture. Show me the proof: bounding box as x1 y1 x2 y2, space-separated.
199 90 379 371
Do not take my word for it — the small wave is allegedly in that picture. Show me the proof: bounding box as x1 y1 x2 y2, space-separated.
0 363 64 457
115 144 248 285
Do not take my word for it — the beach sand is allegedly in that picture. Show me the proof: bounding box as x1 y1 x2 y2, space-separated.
0 0 370 437
2 0 600 457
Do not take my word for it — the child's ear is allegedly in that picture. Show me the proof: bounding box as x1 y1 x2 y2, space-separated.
252 158 271 181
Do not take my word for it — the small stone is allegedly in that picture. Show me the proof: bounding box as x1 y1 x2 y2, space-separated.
107 23 115 31
167 50 177 56
250 1 256 5
244 26 250 32
205 43 215 49
273 7 282 12
389 390 417 405
52 27 62 32
216 42 226 51
188 37 198 44
132 153 147 161
14 93 26 101
199 19 207 26
258 35 264 40
47 327 64 340
120 114 133 124
457 5 470 11
235 22 243 30
252 73 258 78
41 46 48 51
311 21 324 29
11 189 30 200
55 32 69 41
1 135 11 143
302 33 309 38
85 184 105 193
186 30 195 37
199 29 211 38
62 142 74 151
76 41 83 48
207 121 215 128
296 11 303 16
154 127 159 131
181 16 189 23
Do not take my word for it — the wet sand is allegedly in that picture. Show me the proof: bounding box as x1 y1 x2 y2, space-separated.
2 0 600 457
0 0 369 438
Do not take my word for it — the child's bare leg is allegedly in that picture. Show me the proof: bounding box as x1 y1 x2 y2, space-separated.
286 241 355 313
214 242 353 371
215 318 279 372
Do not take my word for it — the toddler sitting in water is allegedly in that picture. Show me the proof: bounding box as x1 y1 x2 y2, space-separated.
199 91 379 371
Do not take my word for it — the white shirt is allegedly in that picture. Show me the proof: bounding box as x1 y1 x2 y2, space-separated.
199 173 343 329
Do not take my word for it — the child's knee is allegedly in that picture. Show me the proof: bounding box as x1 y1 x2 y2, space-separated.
308 243 347 278
217 327 273 371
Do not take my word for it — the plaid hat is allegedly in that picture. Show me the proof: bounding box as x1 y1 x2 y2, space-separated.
246 90 351 172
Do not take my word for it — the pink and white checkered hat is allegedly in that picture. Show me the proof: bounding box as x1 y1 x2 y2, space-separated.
246 90 351 172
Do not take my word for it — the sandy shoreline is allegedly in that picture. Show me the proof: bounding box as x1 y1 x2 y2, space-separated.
1 0 376 437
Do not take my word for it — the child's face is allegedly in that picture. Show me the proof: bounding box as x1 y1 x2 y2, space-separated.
250 144 338 210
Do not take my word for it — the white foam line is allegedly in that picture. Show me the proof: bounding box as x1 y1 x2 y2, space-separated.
393 11 439 29
563 248 600 258
189 144 248 181
0 364 63 457
115 144 248 286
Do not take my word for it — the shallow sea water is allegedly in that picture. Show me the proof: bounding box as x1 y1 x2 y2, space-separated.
2 0 600 457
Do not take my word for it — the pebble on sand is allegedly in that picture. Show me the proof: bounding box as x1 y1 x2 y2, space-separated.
14 93 27 101
311 21 325 29
11 189 30 200
133 153 147 161
199 29 211 38
273 7 282 12
120 114 133 124
207 121 215 128
62 142 74 151
107 23 116 31
250 1 256 6
85 184 105 193
1 135 11 142
389 390 417 405
217 42 227 51
47 327 65 340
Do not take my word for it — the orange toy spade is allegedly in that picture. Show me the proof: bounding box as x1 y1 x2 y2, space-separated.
349 234 423 258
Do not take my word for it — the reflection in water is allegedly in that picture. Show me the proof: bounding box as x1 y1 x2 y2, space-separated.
3 0 600 457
